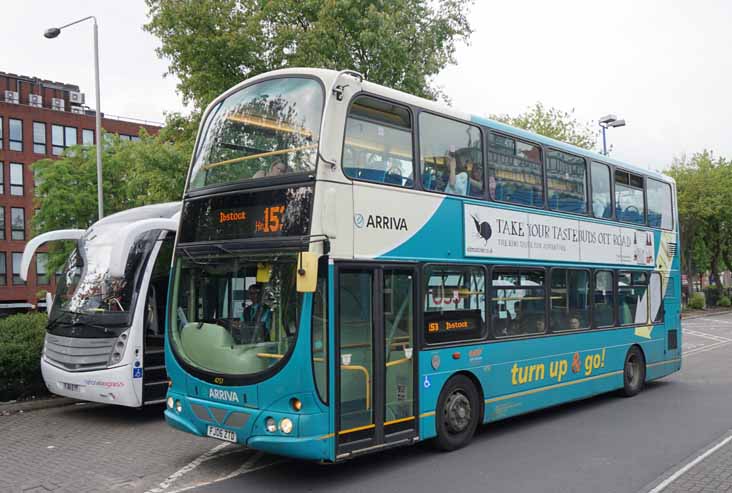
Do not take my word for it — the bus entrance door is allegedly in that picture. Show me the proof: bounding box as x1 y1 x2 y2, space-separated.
335 266 418 458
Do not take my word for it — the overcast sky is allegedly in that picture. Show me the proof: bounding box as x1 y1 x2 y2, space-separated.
3 0 731 171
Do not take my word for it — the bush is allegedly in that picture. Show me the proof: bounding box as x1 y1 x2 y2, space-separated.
719 296 731 307
688 293 705 310
0 312 48 402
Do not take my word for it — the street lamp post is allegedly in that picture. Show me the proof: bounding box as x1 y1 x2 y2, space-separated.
44 16 104 220
598 114 626 155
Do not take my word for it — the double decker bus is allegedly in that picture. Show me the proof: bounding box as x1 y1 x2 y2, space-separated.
22 203 179 407
164 68 680 461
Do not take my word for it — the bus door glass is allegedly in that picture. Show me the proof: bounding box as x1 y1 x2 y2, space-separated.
336 266 417 455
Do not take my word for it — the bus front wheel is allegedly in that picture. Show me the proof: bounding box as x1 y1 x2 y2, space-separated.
621 346 646 397
434 374 480 451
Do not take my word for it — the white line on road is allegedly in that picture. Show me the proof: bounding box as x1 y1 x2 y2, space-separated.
684 340 732 356
682 329 732 342
647 431 732 493
165 451 286 493
145 442 232 493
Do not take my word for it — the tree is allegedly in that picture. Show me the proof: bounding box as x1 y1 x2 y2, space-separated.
32 131 193 271
492 103 597 150
144 0 474 109
668 150 732 288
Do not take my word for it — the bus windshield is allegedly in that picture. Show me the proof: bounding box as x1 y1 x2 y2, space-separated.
169 252 302 377
49 231 158 334
189 77 324 190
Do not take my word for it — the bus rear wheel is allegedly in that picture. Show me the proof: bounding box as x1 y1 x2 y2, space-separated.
621 346 646 397
434 374 480 451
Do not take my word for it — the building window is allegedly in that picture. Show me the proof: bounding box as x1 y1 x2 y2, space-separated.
0 206 5 240
487 132 544 207
342 96 414 187
615 170 645 224
0 161 4 194
33 122 47 154
10 163 23 196
0 117 3 150
52 125 78 155
591 162 613 219
550 269 590 331
618 271 648 325
82 129 94 145
65 126 77 147
546 149 587 213
12 252 24 286
424 265 485 343
9 118 23 151
420 113 483 197
491 269 546 337
11 207 25 240
36 253 49 285
647 178 673 230
0 252 6 286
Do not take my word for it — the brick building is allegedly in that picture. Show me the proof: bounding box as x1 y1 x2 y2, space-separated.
0 71 160 314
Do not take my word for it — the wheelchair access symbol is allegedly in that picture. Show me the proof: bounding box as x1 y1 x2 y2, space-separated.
423 375 431 389
133 367 143 379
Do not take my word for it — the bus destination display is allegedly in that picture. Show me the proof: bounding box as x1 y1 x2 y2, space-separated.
179 186 313 243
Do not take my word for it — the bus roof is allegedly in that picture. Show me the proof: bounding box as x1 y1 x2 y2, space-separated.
230 68 673 186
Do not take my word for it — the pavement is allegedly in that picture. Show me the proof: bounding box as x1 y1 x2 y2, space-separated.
1 313 732 492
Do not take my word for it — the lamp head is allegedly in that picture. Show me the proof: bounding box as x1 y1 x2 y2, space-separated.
44 27 61 39
598 114 618 125
609 119 626 128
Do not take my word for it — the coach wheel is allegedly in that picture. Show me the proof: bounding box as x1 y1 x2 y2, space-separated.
435 374 480 451
621 346 646 397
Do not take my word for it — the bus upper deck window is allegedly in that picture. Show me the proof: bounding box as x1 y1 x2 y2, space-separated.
591 162 613 219
546 150 587 214
615 170 645 224
487 133 543 208
419 113 483 197
647 178 673 230
342 96 414 188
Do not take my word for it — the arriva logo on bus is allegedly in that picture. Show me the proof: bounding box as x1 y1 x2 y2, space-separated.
353 213 408 231
209 388 240 403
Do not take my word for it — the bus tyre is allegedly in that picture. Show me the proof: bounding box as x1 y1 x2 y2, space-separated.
434 374 480 451
621 346 646 397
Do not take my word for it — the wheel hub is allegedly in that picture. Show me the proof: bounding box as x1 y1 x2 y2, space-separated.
444 391 471 433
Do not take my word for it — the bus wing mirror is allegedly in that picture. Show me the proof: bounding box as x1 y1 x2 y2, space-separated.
20 229 85 281
296 252 319 293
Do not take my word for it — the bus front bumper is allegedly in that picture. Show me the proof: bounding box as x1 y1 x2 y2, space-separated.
41 358 141 407
164 395 331 461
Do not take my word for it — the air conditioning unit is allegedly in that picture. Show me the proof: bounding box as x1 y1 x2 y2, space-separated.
71 106 85 115
29 94 43 108
4 90 19 104
51 97 65 111
69 91 85 104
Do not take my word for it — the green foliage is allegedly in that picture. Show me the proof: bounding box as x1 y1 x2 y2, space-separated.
0 313 48 402
144 0 474 109
32 129 193 272
668 151 732 286
718 296 731 307
491 103 597 150
688 292 705 310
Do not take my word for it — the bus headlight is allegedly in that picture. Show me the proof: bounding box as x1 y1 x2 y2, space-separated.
279 418 293 434
175 400 183 413
167 397 174 409
265 417 277 433
107 329 130 366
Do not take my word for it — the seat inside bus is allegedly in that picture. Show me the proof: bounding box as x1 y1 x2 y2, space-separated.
179 322 273 374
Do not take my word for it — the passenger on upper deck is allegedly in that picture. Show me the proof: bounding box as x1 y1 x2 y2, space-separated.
253 158 289 178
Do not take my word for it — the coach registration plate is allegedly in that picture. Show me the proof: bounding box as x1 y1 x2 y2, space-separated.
207 425 237 443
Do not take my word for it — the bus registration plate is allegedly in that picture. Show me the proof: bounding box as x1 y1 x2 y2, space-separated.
207 425 237 443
